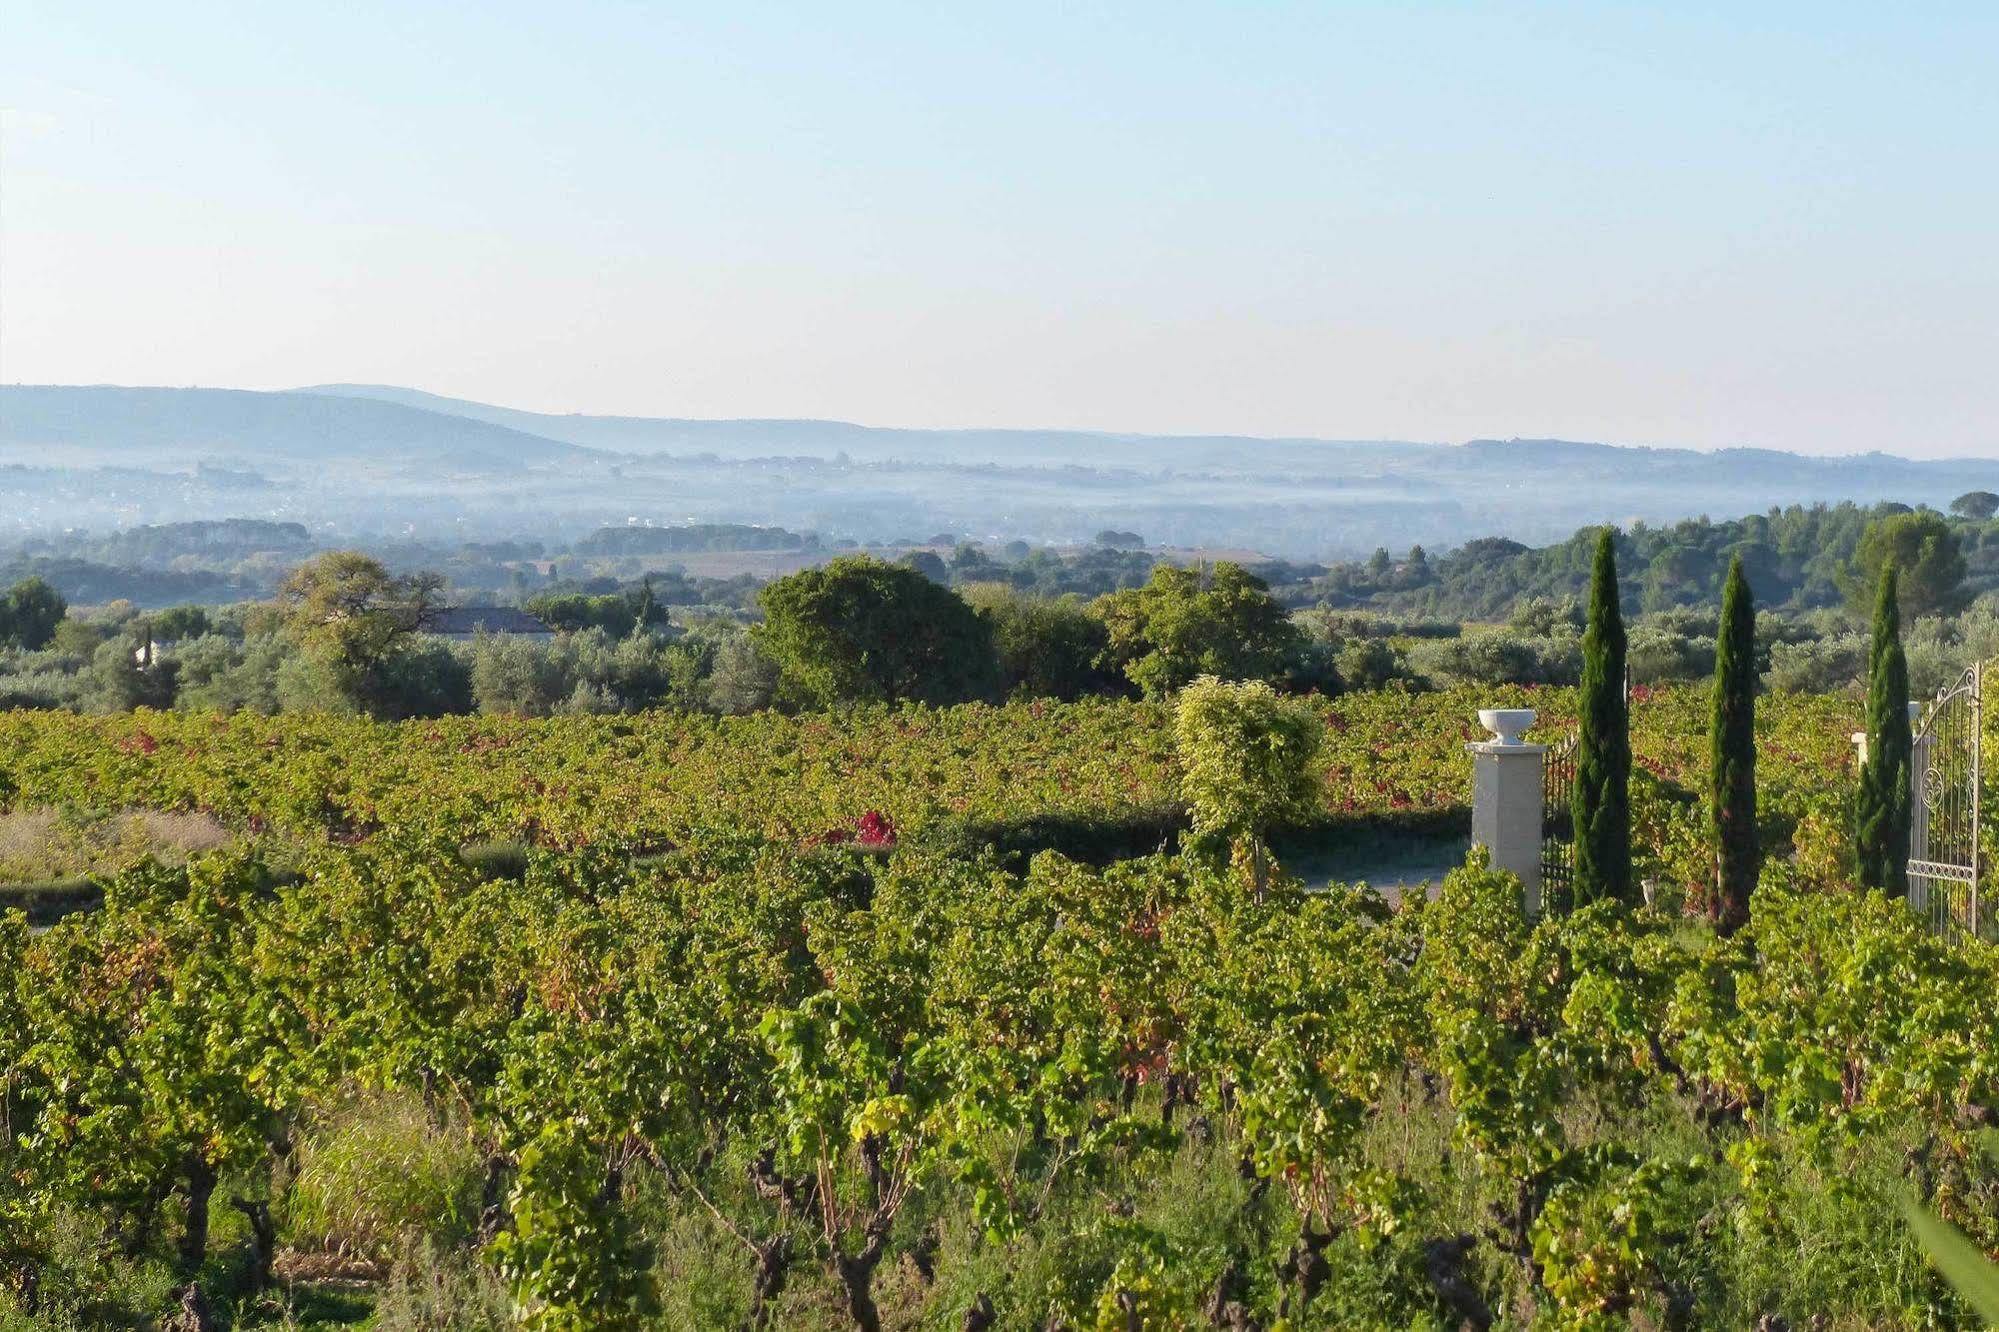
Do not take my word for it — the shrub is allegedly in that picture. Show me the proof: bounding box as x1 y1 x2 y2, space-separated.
1766 634 1868 693
1626 624 1715 684
1408 628 1580 686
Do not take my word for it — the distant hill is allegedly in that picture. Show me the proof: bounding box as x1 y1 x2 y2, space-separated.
1 385 596 471
2 383 1996 555
301 383 1427 469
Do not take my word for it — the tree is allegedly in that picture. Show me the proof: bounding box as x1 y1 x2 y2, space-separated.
959 583 1112 700
149 604 212 643
754 556 998 707
0 577 66 650
1401 544 1432 587
1570 530 1632 909
1855 567 1912 896
898 550 949 583
1708 555 1758 934
706 632 780 714
280 552 443 678
1842 511 1966 620
1174 676 1324 898
1093 563 1301 700
89 635 179 712
629 575 662 634
1948 490 1999 521
279 552 445 716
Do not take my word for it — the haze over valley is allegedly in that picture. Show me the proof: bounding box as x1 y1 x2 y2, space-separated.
4 383 1994 561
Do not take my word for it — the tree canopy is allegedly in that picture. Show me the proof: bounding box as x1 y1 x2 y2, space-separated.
1842 510 1967 620
1949 490 1999 521
0 577 66 651
1093 563 1300 700
280 552 444 677
754 555 998 707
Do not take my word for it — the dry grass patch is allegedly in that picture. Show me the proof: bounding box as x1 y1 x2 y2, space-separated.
0 805 233 881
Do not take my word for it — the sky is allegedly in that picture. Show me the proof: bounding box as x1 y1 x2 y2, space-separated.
2 2 1996 455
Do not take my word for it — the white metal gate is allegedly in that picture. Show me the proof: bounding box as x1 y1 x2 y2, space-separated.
1908 663 1982 939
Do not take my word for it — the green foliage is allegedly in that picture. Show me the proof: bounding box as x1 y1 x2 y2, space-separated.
1571 530 1633 909
1531 1155 1701 1329
1709 554 1758 932
1669 885 1997 1137
281 551 445 677
278 551 451 718
958 583 1114 700
1299 500 1924 622
283 1092 484 1261
147 604 212 642
1173 677 1321 892
487 1123 657 1330
523 583 670 639
86 635 178 713
1094 562 1300 699
0 739 1993 1328
754 555 999 707
1408 625 1580 687
1950 490 1999 522
1903 1189 1999 1324
1856 567 1913 895
1844 510 1969 620
0 577 67 652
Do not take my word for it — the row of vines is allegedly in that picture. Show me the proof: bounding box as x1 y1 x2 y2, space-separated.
0 831 1994 1328
0 686 1863 892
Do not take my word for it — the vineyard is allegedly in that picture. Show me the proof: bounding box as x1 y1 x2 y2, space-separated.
1 686 1996 1329
0 686 1861 875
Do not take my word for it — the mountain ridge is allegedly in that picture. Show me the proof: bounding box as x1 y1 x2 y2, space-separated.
3 383 1996 554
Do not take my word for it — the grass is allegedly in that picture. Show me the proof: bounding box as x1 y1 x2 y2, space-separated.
281 1091 485 1264
0 806 232 884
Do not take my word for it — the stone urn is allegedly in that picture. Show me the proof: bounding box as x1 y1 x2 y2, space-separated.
1476 708 1537 747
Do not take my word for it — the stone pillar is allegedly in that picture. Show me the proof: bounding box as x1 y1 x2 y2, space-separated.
1467 708 1545 916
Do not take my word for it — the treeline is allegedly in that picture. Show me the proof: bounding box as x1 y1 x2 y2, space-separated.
0 560 1977 723
1284 497 1999 620
4 500 1997 721
571 522 817 556
17 518 311 566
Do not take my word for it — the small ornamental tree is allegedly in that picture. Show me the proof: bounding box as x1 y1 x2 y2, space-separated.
1855 566 1913 896
1571 530 1633 908
1174 676 1323 898
1709 554 1758 934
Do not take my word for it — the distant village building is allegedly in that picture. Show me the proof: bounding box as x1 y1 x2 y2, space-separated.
425 606 556 641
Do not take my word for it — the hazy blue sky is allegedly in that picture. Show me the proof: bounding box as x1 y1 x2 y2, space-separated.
3 2 1995 454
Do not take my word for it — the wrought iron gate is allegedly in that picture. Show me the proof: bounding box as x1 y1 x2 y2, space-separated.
1908 662 1982 939
1540 731 1579 913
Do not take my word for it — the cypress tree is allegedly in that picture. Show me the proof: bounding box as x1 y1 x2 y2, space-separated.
1709 554 1758 933
1571 529 1633 907
1855 566 1912 896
